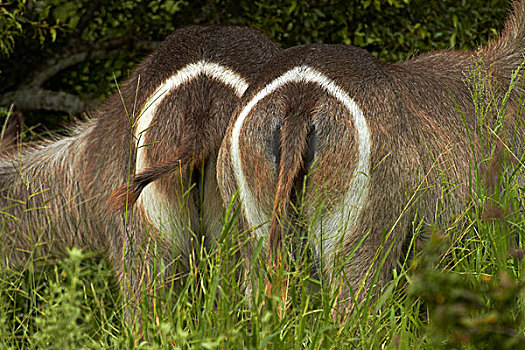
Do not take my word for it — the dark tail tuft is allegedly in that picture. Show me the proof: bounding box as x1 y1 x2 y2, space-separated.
108 182 144 212
268 105 312 268
108 141 203 212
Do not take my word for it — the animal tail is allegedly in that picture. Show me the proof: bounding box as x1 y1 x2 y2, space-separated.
108 136 206 211
267 102 313 269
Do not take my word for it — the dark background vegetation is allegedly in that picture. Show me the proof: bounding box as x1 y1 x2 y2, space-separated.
0 0 511 133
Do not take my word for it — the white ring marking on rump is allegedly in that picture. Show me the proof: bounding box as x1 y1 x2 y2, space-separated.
134 60 249 234
230 65 370 252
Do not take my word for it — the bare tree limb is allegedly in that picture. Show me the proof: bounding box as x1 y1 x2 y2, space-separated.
2 0 161 116
22 39 160 88
25 51 90 88
4 18 160 113
0 88 92 113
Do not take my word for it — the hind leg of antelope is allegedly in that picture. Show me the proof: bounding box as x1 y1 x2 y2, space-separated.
318 227 407 321
216 146 263 307
117 219 174 328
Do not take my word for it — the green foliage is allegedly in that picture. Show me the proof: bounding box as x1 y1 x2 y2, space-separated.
0 176 524 348
0 0 188 60
411 235 525 349
31 248 98 349
0 0 64 58
0 0 512 132
41 0 187 101
0 250 118 349
196 0 508 61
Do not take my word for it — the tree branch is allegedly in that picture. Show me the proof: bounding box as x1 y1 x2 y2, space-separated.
0 88 92 113
22 39 160 88
25 51 89 88
6 34 160 114
3 0 161 116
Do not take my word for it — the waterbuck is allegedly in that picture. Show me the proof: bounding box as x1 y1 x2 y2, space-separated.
0 25 281 318
217 3 525 313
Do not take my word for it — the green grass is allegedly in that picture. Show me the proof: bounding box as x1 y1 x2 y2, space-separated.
2 181 523 349
1 69 525 349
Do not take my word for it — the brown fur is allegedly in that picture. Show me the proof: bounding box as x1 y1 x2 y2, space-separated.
0 25 281 319
218 2 525 314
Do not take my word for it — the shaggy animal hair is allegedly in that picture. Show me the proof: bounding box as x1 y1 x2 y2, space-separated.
0 25 281 317
218 1 525 312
